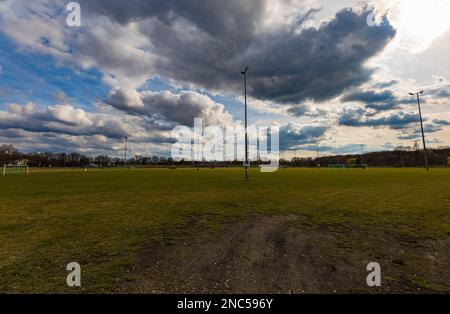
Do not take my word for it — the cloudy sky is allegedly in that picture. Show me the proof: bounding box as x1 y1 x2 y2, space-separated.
0 0 449 158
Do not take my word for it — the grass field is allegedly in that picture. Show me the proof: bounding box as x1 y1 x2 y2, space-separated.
1 168 449 293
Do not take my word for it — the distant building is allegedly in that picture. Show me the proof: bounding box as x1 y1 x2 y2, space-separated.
14 159 30 166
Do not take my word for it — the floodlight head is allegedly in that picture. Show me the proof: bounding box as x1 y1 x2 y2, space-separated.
420 90 424 94
241 67 248 75
409 93 414 96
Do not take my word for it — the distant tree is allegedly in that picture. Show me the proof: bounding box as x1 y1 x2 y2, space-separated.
0 144 18 155
94 155 111 167
151 155 160 164
0 144 20 165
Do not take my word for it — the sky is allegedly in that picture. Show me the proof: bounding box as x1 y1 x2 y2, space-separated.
0 0 450 158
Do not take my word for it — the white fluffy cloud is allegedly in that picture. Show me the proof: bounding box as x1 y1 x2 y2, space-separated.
0 101 183 155
0 103 128 138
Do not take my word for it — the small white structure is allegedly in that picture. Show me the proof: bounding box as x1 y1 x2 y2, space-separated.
3 159 30 176
3 164 29 176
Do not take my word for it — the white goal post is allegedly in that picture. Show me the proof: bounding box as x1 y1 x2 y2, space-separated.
2 165 29 176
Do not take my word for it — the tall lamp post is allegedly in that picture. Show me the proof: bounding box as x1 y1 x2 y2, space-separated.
123 136 128 169
241 67 249 182
316 142 320 168
359 144 365 161
409 91 429 171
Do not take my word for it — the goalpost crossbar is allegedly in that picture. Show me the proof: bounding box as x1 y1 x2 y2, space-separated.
2 165 29 176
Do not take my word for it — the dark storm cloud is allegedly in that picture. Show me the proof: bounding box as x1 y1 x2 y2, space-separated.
339 108 420 130
397 134 421 140
106 89 233 127
421 125 442 133
80 1 396 104
279 123 328 150
429 86 450 98
374 80 398 89
80 0 264 65
342 89 411 112
343 90 396 104
243 10 395 104
287 106 311 117
433 119 450 126
398 124 443 140
80 0 264 43
287 105 328 117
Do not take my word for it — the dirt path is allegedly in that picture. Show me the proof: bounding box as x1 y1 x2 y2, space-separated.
117 215 449 293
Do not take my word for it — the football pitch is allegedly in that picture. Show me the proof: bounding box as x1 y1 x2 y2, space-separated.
1 168 449 293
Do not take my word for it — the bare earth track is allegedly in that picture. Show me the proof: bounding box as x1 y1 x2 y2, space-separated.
117 215 450 293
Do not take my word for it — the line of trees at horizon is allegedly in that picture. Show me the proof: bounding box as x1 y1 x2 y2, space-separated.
287 146 450 168
1 144 450 168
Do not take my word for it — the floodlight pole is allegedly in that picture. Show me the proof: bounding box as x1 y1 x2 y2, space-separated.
409 91 429 171
257 135 260 164
316 142 320 168
241 67 249 182
123 136 128 169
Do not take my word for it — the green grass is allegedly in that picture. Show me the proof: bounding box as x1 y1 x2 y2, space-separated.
0 168 449 292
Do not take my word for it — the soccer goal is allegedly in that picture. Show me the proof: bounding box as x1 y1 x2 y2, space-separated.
2 165 29 176
327 164 347 169
327 164 368 170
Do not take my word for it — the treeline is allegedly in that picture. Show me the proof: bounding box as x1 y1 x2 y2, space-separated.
1 144 449 168
286 146 450 168
0 144 245 168
0 144 176 167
